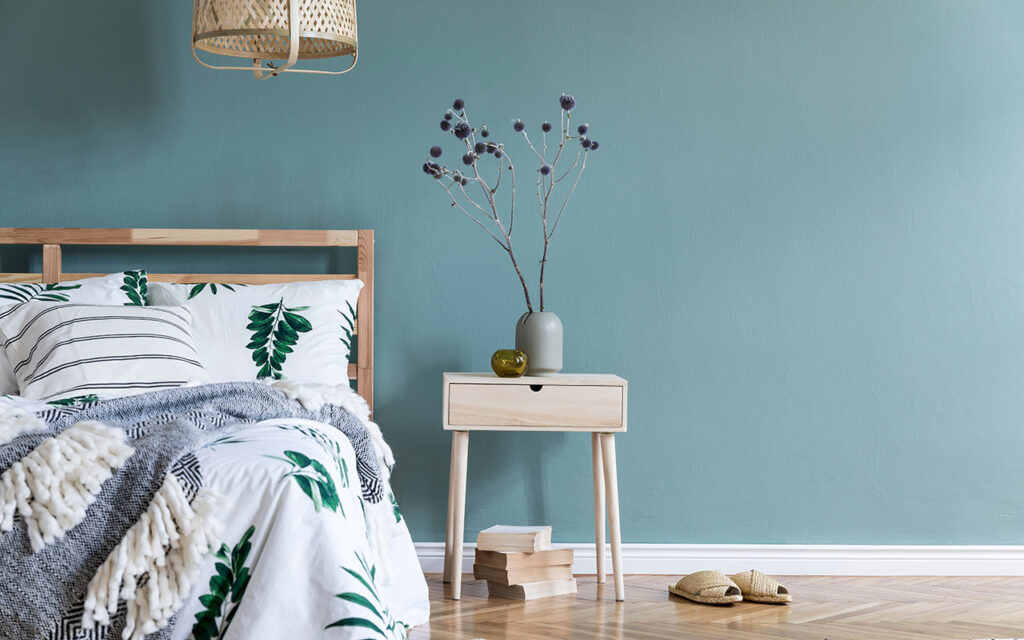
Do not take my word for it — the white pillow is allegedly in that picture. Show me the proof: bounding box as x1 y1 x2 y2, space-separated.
0 272 149 395
148 279 362 385
0 302 209 402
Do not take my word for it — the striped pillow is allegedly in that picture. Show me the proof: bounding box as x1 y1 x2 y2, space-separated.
0 271 150 394
0 303 210 402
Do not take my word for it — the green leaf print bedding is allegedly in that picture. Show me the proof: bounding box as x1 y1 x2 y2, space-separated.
171 419 427 640
191 526 254 640
246 300 313 379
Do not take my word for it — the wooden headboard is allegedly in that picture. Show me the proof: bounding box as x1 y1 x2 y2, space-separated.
0 228 375 412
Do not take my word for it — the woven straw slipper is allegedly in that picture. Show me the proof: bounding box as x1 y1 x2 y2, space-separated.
728 569 792 604
668 570 743 605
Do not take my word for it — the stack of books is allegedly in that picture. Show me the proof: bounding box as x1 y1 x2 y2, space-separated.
474 525 576 600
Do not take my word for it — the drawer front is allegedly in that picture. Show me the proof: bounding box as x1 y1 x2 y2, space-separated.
447 383 624 429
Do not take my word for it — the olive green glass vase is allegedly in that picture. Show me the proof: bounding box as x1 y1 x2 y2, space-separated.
491 349 528 377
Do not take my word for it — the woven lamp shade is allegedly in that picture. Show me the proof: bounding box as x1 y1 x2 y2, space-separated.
192 0 358 78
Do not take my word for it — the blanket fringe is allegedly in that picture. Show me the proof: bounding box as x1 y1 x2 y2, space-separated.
366 500 395 584
0 402 47 446
0 420 133 551
82 473 222 640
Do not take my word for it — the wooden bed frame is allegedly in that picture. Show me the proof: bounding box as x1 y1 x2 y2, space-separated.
0 228 375 411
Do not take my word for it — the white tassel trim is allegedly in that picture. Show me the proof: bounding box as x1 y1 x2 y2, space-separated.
0 420 133 551
81 474 223 640
0 402 47 446
269 380 395 471
365 499 396 585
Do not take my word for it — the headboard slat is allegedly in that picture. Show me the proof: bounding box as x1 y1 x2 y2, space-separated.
0 228 358 247
0 273 359 284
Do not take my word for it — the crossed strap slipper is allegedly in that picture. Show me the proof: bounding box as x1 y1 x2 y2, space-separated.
729 569 792 604
667 570 743 605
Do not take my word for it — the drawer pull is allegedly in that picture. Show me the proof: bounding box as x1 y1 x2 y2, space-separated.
529 384 543 392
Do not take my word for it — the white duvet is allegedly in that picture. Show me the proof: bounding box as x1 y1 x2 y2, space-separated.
0 389 429 640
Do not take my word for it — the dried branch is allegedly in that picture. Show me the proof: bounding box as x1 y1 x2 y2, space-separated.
548 150 589 240
424 95 596 314
437 179 508 249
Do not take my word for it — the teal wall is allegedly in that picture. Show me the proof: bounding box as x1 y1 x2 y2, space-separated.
3 1 1024 545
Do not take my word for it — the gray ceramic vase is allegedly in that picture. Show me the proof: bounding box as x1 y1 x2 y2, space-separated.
515 311 563 375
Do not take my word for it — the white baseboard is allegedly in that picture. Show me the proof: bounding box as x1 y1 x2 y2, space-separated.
416 542 1024 576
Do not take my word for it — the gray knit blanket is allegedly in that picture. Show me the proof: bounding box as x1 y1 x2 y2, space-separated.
0 382 383 640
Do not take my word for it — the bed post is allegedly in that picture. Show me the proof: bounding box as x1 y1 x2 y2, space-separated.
42 244 62 283
357 229 374 415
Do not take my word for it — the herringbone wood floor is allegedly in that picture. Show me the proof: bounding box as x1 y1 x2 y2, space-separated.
408 574 1024 640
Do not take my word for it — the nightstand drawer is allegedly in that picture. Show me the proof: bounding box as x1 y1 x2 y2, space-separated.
447 383 624 430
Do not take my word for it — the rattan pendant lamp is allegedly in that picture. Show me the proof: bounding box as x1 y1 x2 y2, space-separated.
192 0 358 78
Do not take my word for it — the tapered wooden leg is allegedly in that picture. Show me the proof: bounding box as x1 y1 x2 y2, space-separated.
443 433 458 583
449 431 470 600
600 433 624 601
591 433 606 584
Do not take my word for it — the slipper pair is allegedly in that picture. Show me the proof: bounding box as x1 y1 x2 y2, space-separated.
668 569 791 605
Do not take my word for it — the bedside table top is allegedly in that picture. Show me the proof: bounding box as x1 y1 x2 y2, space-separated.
443 372 627 386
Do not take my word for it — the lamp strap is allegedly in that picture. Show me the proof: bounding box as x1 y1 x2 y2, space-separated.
192 46 358 76
250 0 299 78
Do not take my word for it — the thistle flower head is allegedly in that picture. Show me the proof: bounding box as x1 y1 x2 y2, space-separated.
440 120 451 132
474 142 487 154
589 140 600 150
577 123 589 135
581 137 591 149
540 164 552 176
513 119 525 132
494 150 503 159
462 153 476 166
541 121 553 133
430 145 443 158
453 122 471 140
480 127 490 138
424 161 442 179
453 98 465 110
444 111 453 121
560 93 576 111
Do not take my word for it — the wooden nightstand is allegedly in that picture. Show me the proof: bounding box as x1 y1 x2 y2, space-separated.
442 372 628 601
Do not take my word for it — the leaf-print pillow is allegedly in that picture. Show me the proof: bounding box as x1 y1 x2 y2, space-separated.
148 279 362 386
0 271 148 394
